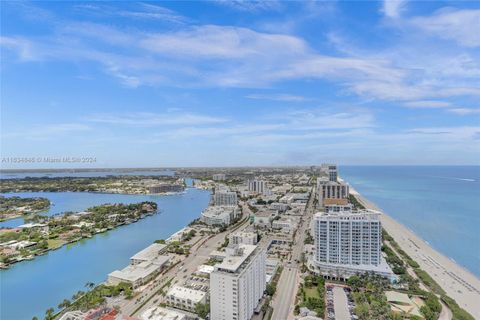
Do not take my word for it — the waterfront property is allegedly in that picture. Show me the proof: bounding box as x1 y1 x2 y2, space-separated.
108 243 170 289
0 202 157 268
0 195 50 221
311 209 394 280
200 206 239 226
210 244 266 320
213 189 238 206
0 185 211 320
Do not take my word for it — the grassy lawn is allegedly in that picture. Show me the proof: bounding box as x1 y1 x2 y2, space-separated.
47 239 66 249
304 287 320 299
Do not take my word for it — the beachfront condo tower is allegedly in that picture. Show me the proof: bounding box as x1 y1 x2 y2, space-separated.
312 209 394 280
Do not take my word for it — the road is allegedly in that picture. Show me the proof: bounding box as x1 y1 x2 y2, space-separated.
271 185 316 320
122 204 252 316
271 266 298 320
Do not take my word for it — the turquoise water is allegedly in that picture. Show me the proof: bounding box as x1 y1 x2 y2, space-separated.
0 184 210 320
341 166 480 278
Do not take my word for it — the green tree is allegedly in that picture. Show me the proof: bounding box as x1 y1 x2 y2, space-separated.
195 302 210 319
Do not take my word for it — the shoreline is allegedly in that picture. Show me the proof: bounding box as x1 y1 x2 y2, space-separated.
349 186 480 319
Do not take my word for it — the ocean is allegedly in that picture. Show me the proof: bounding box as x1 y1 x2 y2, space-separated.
340 165 480 278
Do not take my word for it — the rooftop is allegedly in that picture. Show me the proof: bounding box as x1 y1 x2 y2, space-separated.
140 307 187 320
166 285 206 302
215 244 257 273
131 243 167 261
110 255 170 282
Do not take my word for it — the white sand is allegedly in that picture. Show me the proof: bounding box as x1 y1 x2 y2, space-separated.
350 187 480 319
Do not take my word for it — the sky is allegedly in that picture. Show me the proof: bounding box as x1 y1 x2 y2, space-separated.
1 0 479 168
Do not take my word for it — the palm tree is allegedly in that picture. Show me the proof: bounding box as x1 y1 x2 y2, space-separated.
58 298 71 309
44 308 55 320
85 282 95 290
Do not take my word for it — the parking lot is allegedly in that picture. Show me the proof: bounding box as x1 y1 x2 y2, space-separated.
326 284 356 320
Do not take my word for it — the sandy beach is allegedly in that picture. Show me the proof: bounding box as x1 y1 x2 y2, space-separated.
349 187 480 319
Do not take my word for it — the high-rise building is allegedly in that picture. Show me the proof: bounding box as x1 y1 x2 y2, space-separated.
312 209 393 279
214 191 238 206
248 179 268 195
210 245 266 320
317 178 349 207
327 165 338 182
213 174 226 181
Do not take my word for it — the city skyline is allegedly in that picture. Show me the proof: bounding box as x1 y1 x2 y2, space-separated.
1 1 479 168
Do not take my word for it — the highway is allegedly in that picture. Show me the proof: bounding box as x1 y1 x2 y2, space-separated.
271 185 316 320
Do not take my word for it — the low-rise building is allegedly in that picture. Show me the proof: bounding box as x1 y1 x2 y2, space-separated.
108 255 170 289
269 202 289 213
272 217 297 233
201 206 238 226
140 307 188 320
229 231 258 245
131 243 168 265
197 264 215 277
165 285 207 312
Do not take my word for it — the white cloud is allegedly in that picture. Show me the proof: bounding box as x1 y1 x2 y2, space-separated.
86 112 228 126
214 0 282 12
245 93 310 102
2 6 480 103
447 108 480 115
411 8 480 47
382 0 407 18
3 123 91 140
404 100 451 108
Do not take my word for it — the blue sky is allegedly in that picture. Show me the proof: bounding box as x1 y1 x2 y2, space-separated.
1 1 479 168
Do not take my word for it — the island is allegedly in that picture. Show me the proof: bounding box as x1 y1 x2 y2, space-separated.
0 196 51 221
0 176 185 194
0 201 157 268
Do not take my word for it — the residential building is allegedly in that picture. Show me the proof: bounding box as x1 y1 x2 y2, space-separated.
316 177 349 207
165 285 207 312
312 209 393 279
229 231 258 245
269 202 288 213
130 243 167 265
201 206 238 226
323 199 353 213
213 191 238 206
272 217 297 233
210 244 267 320
197 264 215 277
140 307 188 320
107 255 170 288
247 179 268 195
213 174 226 181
